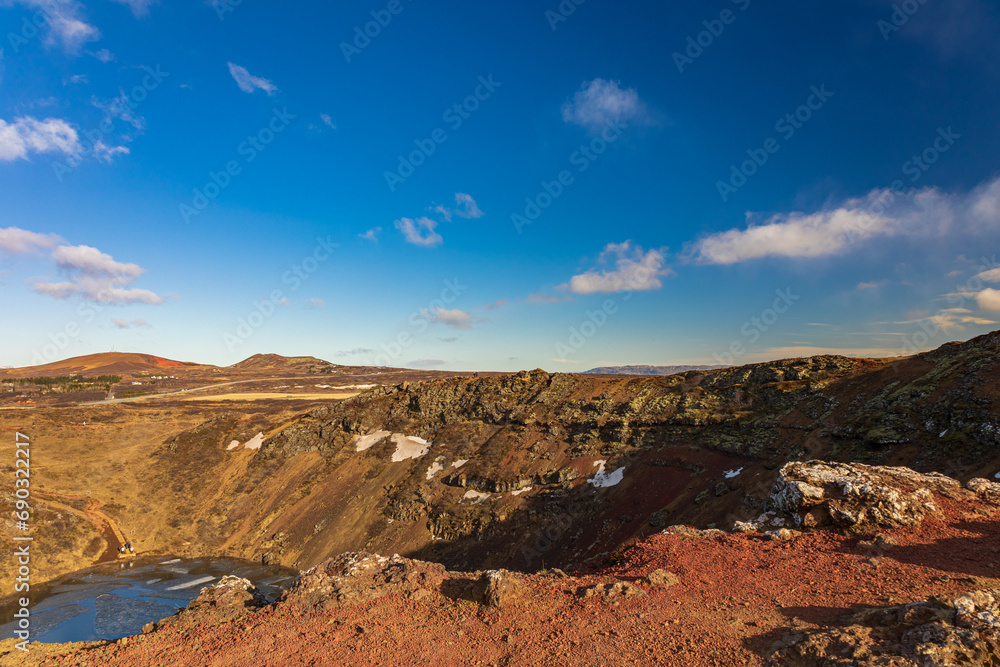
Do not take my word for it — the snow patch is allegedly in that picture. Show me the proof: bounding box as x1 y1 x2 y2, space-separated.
587 460 625 488
462 489 490 503
159 559 181 565
511 487 532 496
244 432 265 450
353 430 391 452
226 440 241 451
452 459 469 469
391 434 431 462
166 575 217 591
724 467 744 479
425 461 445 480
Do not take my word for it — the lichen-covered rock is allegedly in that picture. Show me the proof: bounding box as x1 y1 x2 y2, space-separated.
142 575 267 633
476 569 522 608
769 461 963 530
281 552 448 609
644 569 680 587
768 588 1000 666
578 581 646 601
966 477 1000 505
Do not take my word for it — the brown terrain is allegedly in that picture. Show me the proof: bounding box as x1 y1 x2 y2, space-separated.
2 333 1000 665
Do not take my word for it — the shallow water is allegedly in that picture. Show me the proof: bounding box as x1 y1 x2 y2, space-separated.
0 556 298 644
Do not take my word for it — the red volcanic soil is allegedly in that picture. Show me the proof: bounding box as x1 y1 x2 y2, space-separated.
15 498 1000 667
0 352 207 378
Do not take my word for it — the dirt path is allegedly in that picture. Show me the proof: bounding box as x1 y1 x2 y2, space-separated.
81 376 350 405
32 490 127 563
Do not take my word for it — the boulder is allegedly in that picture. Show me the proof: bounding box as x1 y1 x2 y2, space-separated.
769 588 1000 666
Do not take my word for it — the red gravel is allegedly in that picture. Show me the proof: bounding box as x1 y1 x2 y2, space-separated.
6 500 999 667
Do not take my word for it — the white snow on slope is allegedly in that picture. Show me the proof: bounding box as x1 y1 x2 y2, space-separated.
587 460 625 488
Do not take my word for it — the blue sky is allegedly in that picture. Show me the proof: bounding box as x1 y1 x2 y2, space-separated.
2 0 1000 371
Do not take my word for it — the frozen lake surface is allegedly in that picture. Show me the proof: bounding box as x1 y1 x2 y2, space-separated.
0 556 298 644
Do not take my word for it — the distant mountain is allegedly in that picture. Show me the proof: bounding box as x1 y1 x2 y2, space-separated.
582 364 729 376
229 354 336 370
0 353 205 378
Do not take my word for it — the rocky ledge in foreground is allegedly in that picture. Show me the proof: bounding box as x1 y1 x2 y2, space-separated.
8 461 1000 667
770 588 1000 665
734 460 1000 536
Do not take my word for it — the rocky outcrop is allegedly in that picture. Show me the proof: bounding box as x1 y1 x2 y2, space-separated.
281 552 449 609
769 588 1000 666
278 552 526 610
736 461 1000 533
142 576 267 633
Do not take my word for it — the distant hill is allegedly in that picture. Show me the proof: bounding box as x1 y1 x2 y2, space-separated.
582 364 729 376
0 352 206 378
229 354 336 371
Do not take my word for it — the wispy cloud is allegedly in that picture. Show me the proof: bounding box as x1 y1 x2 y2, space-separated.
304 297 325 310
3 0 100 52
395 217 442 247
688 175 1000 265
89 48 114 63
561 78 653 133
320 113 336 129
421 306 475 330
431 193 484 221
111 318 151 329
109 0 156 17
358 227 381 242
408 358 445 368
894 308 995 331
856 280 888 290
335 347 374 357
0 116 81 161
563 241 672 294
227 62 277 95
481 298 508 310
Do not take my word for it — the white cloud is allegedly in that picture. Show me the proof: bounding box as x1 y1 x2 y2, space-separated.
109 0 157 17
358 227 381 242
66 73 88 84
974 267 1000 283
564 241 672 295
2 0 101 52
0 227 63 254
111 318 150 329
689 176 1000 265
975 288 1000 312
431 193 483 222
227 62 277 95
0 116 81 161
420 306 474 330
320 113 336 129
90 48 114 63
305 298 325 310
32 244 164 305
895 308 995 331
92 91 145 132
561 78 653 133
856 280 887 290
395 217 442 247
